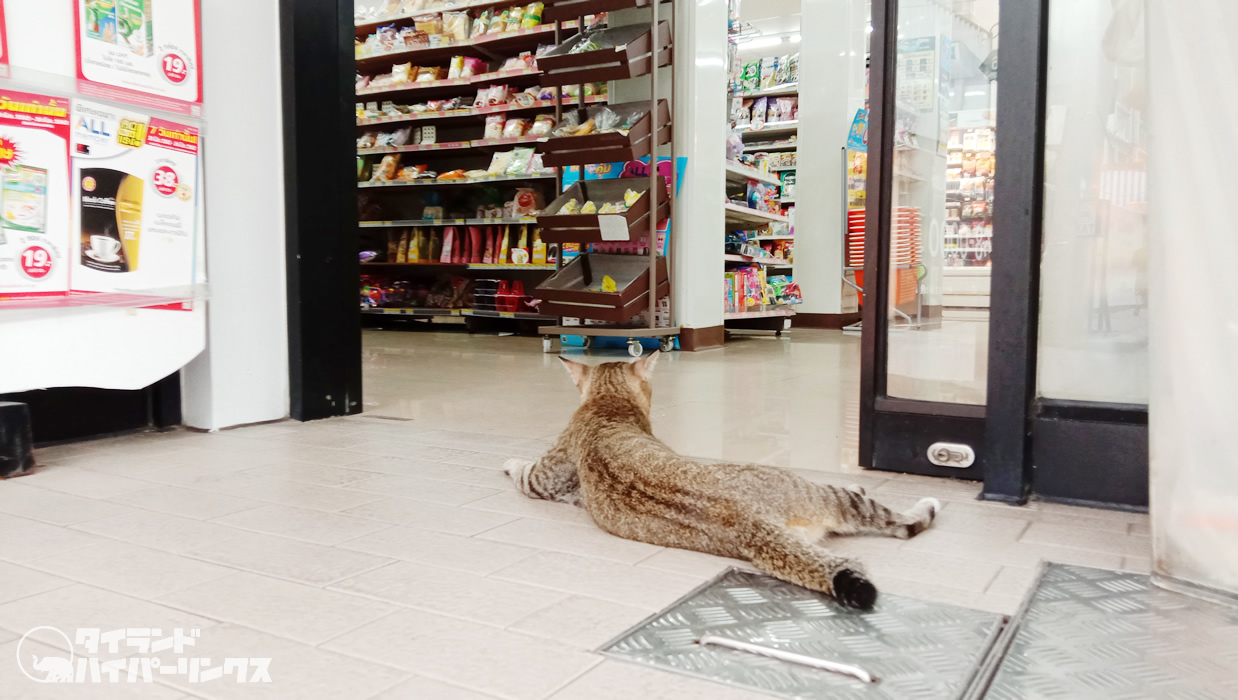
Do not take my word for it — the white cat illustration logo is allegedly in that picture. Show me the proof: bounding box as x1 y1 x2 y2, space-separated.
16 626 76 683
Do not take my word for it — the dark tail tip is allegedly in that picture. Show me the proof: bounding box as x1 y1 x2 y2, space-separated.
833 569 878 610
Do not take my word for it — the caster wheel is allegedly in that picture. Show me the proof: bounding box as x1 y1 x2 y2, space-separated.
627 339 643 358
776 330 783 338
660 337 675 352
542 336 553 353
582 336 594 349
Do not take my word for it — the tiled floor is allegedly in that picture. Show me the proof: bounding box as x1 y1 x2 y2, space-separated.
0 329 1152 699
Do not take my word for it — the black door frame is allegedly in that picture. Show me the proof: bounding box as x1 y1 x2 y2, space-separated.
861 0 1149 509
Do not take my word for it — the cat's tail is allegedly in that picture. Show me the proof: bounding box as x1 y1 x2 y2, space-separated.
739 518 877 609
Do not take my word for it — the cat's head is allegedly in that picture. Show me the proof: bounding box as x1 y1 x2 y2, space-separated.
559 352 660 408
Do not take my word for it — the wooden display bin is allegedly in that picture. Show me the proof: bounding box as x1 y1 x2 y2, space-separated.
541 101 671 168
535 253 669 322
536 177 669 243
537 22 672 87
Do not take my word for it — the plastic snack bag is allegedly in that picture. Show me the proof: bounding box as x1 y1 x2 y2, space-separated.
414 15 441 35
751 97 767 129
580 201 598 214
372 154 401 181
775 54 790 85
529 114 557 136
776 97 797 123
443 12 470 41
502 118 530 138
489 9 509 33
522 2 544 28
473 88 489 107
447 55 466 79
741 61 760 92
392 62 414 83
787 53 800 84
573 118 596 136
472 10 491 37
505 6 525 31
486 84 511 105
391 126 413 146
484 114 505 140
556 198 580 215
760 56 778 88
623 189 642 207
461 56 485 77
416 66 444 82
488 150 515 174
505 147 535 175
357 132 377 149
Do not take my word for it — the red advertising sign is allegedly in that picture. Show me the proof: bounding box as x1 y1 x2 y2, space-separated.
73 0 204 116
0 1 10 79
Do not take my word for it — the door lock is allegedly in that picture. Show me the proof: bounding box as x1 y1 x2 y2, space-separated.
927 442 975 468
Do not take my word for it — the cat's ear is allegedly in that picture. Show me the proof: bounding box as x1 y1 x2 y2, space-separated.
558 356 590 389
631 350 660 381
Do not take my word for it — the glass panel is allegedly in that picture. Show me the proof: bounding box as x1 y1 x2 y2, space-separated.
1036 0 1148 404
884 0 998 404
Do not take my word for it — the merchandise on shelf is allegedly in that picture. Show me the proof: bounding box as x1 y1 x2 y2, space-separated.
729 95 797 130
356 83 607 122
732 52 799 95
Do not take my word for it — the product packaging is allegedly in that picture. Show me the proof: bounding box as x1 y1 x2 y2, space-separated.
484 114 505 140
522 2 544 28
759 56 778 89
740 61 760 92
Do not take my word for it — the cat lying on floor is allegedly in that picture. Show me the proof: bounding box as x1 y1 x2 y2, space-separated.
504 352 939 609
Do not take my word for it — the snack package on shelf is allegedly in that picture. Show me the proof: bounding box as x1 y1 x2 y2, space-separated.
759 56 778 89
372 154 401 181
522 2 544 28
740 61 759 92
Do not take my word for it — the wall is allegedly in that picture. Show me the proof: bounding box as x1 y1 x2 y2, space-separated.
1147 0 1238 596
182 0 290 430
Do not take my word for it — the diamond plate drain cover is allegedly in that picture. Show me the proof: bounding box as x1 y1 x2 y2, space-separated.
601 568 1005 699
979 563 1238 700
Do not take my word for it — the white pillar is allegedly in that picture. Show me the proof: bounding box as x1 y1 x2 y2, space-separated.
1147 0 1238 596
793 0 868 318
668 0 727 333
181 0 290 429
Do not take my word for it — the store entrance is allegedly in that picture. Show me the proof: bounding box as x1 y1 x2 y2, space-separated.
860 0 1149 508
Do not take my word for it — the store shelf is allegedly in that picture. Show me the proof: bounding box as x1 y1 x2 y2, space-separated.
752 235 794 241
736 121 799 140
361 306 553 321
357 141 472 155
467 263 556 270
724 160 781 187
356 22 577 70
360 217 538 228
723 203 788 227
895 169 926 182
781 198 796 204
730 83 799 99
743 142 797 153
355 0 549 35
724 254 791 266
724 307 796 320
357 173 556 189
770 165 797 172
471 136 549 149
357 68 541 97
362 262 556 271
357 96 608 127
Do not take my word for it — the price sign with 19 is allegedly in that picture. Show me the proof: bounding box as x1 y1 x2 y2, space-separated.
20 246 53 280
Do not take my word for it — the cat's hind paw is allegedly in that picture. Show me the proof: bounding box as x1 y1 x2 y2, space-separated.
504 458 536 493
832 569 878 610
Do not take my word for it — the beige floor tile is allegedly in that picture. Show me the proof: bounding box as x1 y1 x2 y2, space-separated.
507 596 655 649
492 551 702 610
477 518 663 565
1123 555 1153 573
634 548 751 580
1128 520 1151 536
210 504 390 545
0 637 187 699
0 561 74 605
343 441 476 463
1020 521 1152 558
152 623 410 700
0 481 133 526
551 660 771 700
323 608 600 700
28 541 235 600
185 531 394 587
445 451 540 470
147 445 279 470
0 585 216 659
877 577 1023 616
900 527 1126 570
348 455 478 479
239 461 381 487
339 526 538 575
342 474 499 506
862 549 1002 593
70 509 250 554
133 463 265 490
371 675 504 699
1023 507 1146 535
245 443 373 467
463 492 596 527
20 467 154 499
0 514 110 564
342 497 520 536
164 432 287 455
985 565 1041 599
105 485 266 520
40 450 183 475
929 505 1031 539
211 476 390 513
329 561 566 627
157 572 397 646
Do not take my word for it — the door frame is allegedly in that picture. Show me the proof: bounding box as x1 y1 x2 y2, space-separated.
861 0 1149 509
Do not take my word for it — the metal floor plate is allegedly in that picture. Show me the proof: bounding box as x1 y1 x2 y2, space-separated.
601 568 1005 700
981 563 1238 700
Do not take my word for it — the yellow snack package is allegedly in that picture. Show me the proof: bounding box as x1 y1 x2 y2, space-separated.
601 275 617 293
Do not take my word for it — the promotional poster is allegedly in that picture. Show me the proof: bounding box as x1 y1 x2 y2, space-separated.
0 90 73 297
74 0 203 115
70 99 198 305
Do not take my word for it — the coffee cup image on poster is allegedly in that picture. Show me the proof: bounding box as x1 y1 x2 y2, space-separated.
70 100 198 295
79 168 143 273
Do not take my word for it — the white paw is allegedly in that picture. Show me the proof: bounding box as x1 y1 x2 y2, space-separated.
918 497 942 519
503 458 534 487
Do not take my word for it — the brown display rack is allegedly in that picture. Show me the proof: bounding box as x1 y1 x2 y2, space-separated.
537 22 673 88
537 177 669 243
540 100 672 167
538 2 679 357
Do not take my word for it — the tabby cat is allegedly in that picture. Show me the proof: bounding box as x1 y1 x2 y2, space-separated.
505 352 940 609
